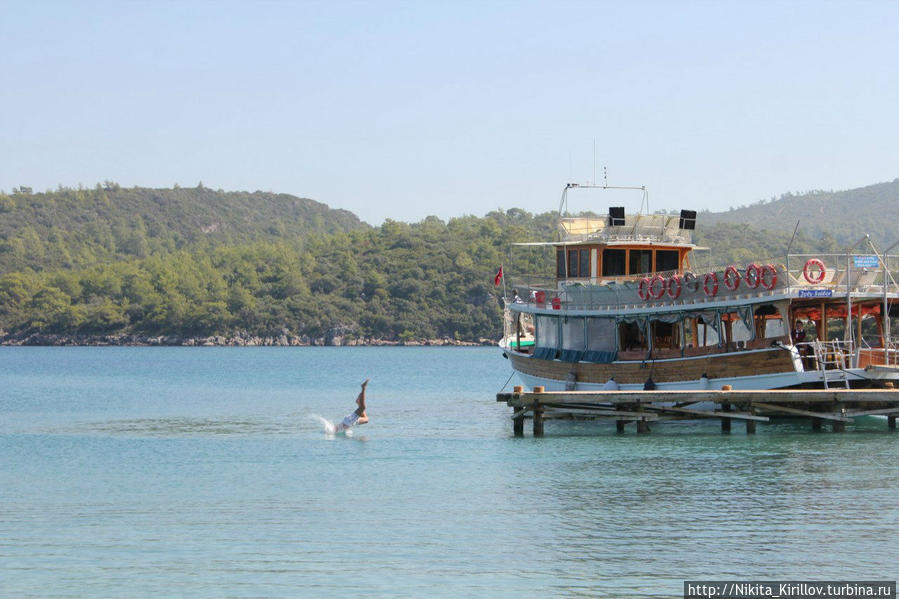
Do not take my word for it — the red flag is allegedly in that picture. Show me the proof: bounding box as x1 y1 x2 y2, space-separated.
494 266 503 286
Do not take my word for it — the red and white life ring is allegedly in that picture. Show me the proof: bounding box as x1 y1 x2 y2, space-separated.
638 277 651 301
703 272 719 296
745 263 761 289
666 275 682 299
761 264 778 290
803 258 826 284
682 271 699 293
724 265 741 291
649 275 666 300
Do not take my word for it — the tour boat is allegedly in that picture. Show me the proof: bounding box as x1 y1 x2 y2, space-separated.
499 183 899 392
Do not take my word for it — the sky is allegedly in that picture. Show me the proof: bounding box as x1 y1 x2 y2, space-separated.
2 0 898 225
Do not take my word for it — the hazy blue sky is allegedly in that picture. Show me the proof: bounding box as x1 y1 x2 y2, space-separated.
2 0 897 224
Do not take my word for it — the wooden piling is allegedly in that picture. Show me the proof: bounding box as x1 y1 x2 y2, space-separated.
746 419 756 434
812 417 822 431
616 420 626 433
832 400 846 432
889 416 896 431
533 386 545 437
636 418 650 434
721 402 731 433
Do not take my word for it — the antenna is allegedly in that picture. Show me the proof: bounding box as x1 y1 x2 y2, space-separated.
592 138 596 185
603 166 608 188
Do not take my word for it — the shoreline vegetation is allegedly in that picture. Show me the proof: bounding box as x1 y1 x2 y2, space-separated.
2 182 894 347
0 331 496 347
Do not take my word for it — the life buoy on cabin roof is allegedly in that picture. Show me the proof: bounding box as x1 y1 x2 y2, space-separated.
724 265 740 291
666 275 682 299
703 272 719 296
683 271 699 293
649 275 666 300
745 263 761 289
803 258 826 284
638 277 651 301
761 264 778 290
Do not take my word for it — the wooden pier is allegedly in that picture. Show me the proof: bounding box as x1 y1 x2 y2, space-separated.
496 385 899 436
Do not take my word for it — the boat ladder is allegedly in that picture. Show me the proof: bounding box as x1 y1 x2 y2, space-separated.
811 340 851 389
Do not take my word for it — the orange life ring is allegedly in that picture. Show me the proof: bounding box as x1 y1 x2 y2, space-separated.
724 265 740 291
682 271 699 293
803 258 826 284
638 277 651 301
649 275 666 300
666 275 682 299
745 263 761 289
703 272 719 296
761 264 778 290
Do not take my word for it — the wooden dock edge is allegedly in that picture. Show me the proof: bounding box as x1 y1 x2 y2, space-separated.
496 387 899 436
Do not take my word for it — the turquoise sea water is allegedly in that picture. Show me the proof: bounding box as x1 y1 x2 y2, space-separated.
1 347 897 598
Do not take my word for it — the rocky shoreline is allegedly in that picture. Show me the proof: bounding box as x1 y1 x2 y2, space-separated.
0 331 497 347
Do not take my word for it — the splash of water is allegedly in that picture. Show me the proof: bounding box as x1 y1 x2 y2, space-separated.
309 414 336 435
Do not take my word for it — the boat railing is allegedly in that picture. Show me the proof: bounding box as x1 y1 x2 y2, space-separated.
785 252 899 296
505 251 899 311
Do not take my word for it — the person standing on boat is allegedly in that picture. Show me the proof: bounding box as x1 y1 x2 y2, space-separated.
335 379 369 433
792 321 807 344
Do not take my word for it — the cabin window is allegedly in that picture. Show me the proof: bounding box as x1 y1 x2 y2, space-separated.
619 321 646 352
628 249 653 275
563 248 591 278
568 250 578 278
556 249 566 277
586 318 617 352
602 249 626 277
535 315 559 350
561 317 585 350
655 250 679 273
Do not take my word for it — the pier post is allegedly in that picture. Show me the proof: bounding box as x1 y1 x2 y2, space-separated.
745 418 756 434
889 416 896 431
512 386 524 436
533 386 545 437
812 417 822 432
616 420 626 433
721 403 731 433
832 402 845 433
636 418 650 434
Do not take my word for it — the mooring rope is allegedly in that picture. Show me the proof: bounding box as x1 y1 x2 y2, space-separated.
498 370 516 393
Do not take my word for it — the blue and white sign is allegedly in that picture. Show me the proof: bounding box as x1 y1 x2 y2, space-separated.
798 289 833 298
853 255 880 268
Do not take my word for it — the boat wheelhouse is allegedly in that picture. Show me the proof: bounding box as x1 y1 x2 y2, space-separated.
500 183 899 392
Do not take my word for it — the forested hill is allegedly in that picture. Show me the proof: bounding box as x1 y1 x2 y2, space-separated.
699 178 899 247
0 179 892 344
0 184 365 273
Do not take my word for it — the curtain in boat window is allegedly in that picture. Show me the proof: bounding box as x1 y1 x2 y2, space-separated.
584 317 617 363
560 316 586 362
534 314 559 360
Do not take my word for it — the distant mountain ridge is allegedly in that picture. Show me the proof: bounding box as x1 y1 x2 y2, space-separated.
699 178 899 248
0 184 367 273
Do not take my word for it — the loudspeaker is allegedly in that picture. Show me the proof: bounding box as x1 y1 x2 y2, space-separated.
609 206 625 226
679 209 696 230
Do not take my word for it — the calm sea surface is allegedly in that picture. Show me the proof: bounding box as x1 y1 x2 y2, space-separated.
1 347 897 598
